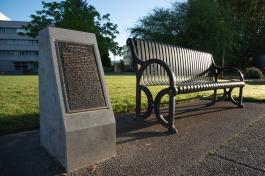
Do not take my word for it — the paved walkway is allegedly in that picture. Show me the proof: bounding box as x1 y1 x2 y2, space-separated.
187 113 265 175
0 100 265 176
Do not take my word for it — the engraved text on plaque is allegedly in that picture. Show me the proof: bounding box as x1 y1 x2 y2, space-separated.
56 41 107 113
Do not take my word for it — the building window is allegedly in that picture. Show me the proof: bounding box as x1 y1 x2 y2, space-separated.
14 62 28 71
19 51 38 56
0 39 38 45
0 50 38 56
33 62 38 71
16 28 26 34
0 50 16 56
0 27 17 34
0 28 7 33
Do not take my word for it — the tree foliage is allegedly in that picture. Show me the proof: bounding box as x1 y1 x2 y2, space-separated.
220 0 265 67
22 0 121 67
130 0 265 68
130 2 187 45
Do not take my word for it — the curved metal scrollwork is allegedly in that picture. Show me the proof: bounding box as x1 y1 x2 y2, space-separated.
228 87 244 107
137 85 154 119
214 88 244 108
154 88 177 133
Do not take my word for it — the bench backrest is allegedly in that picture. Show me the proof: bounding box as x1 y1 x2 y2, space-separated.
127 38 215 86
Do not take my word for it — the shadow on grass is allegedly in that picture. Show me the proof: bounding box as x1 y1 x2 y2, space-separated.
0 113 39 136
244 97 265 102
245 81 265 85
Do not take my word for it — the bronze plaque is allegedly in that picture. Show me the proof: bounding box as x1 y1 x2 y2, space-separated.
56 41 107 113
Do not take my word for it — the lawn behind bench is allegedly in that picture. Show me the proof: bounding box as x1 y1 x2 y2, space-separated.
0 75 264 135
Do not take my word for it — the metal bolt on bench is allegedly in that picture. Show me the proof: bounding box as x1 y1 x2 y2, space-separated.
127 38 245 133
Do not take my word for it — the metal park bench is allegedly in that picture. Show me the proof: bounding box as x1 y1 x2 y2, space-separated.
126 38 245 133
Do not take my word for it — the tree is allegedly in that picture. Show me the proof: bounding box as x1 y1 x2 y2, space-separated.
130 2 187 45
131 0 233 64
218 0 265 67
130 0 265 68
22 0 121 67
130 0 235 65
181 0 235 66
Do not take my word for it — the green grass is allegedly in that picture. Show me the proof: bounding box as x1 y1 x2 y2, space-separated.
0 76 39 135
0 75 264 135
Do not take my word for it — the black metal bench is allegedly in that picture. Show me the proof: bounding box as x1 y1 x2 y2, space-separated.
126 38 245 133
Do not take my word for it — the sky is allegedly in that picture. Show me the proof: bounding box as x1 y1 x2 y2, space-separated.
0 0 173 60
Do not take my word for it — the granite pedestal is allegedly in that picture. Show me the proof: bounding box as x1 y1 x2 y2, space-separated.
38 27 116 172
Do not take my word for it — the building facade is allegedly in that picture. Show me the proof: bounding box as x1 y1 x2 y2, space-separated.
122 45 132 66
122 45 133 71
0 20 39 74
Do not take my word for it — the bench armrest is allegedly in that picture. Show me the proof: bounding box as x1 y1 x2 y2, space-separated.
215 66 244 81
138 59 177 88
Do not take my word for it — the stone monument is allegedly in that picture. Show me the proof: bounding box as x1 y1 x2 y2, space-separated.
38 27 116 172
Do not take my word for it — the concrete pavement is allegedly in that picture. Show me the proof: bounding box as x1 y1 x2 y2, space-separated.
0 100 265 176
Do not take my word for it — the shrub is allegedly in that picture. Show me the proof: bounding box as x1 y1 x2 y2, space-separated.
245 67 264 79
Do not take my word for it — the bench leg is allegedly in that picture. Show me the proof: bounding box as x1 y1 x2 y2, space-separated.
135 85 141 119
228 87 245 108
238 87 244 108
211 89 217 104
210 87 244 108
154 88 177 134
168 95 177 133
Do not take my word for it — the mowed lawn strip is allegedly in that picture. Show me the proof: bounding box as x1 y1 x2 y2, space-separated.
0 76 39 135
0 75 264 135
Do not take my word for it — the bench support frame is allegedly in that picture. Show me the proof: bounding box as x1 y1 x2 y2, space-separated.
212 87 244 107
128 38 245 133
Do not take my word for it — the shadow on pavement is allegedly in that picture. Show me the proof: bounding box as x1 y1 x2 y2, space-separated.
115 101 235 144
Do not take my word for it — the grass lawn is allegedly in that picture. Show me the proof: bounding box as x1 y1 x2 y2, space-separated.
0 75 264 135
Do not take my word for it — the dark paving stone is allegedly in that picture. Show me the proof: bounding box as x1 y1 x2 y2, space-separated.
88 101 265 176
186 156 265 176
216 116 265 172
0 130 64 176
1 101 265 176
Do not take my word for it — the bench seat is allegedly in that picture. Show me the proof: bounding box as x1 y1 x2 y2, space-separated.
176 81 245 94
